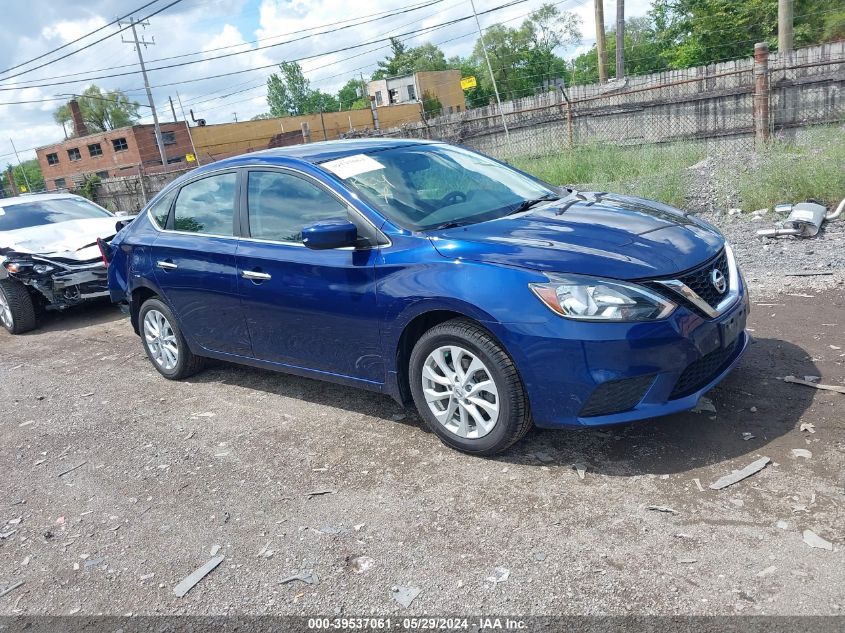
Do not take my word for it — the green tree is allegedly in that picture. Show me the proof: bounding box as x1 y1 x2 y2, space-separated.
53 86 140 135
266 62 341 117
9 159 45 193
372 38 450 79
421 91 443 118
337 78 369 110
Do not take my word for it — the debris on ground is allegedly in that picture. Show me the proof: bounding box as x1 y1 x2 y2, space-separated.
802 530 834 551
533 552 547 562
173 555 225 597
791 449 812 459
531 451 555 464
692 397 717 414
486 567 510 585
757 565 777 577
317 526 346 535
572 462 587 480
709 456 771 490
800 422 816 434
305 489 337 499
391 413 407 421
391 585 421 608
646 505 678 515
804 375 821 383
693 478 704 492
783 376 845 395
209 544 221 556
280 570 320 585
348 555 374 574
256 540 274 558
0 581 24 598
678 558 698 564
776 520 790 530
741 432 755 441
57 461 87 478
756 200 842 239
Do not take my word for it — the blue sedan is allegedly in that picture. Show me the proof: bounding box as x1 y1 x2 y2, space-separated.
105 139 749 455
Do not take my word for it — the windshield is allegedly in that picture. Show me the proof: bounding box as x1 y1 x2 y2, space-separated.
323 144 557 231
0 198 112 232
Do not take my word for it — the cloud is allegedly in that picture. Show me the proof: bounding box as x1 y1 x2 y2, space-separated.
0 0 652 163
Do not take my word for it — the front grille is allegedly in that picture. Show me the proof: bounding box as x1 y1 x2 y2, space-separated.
580 374 655 417
676 249 729 310
669 337 741 399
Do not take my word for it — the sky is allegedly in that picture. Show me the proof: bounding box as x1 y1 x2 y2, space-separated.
0 0 652 163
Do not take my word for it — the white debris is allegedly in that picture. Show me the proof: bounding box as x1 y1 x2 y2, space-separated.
349 555 374 574
776 520 790 530
709 456 771 490
802 530 833 551
572 462 587 480
391 585 421 608
741 432 755 441
173 555 225 597
799 422 816 434
486 567 510 585
692 397 716 414
790 448 812 459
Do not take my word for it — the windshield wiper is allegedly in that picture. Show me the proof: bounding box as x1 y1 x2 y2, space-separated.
507 194 560 216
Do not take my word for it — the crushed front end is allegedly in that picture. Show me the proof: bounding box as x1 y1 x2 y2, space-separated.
1 252 109 310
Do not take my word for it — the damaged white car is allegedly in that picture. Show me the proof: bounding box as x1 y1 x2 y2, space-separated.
0 193 127 334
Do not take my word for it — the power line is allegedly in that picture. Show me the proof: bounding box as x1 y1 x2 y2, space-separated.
0 0 165 77
4 0 448 90
0 0 186 83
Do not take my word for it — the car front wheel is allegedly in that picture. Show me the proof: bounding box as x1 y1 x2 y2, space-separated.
0 278 37 335
139 297 205 379
409 318 532 455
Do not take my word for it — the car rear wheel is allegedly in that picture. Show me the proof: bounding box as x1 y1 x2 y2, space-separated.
0 278 37 335
409 318 532 455
139 297 204 380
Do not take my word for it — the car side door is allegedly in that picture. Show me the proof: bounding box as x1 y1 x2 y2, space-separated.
236 167 385 383
151 169 252 356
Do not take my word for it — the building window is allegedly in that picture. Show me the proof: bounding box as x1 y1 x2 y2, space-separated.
388 88 399 104
161 131 176 145
67 148 81 161
167 156 183 164
95 170 109 179
407 84 416 100
54 178 66 189
374 91 383 106
46 152 59 165
88 143 103 157
112 137 128 152
456 105 461 112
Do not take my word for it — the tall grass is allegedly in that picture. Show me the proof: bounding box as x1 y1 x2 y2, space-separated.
513 142 706 209
733 127 845 211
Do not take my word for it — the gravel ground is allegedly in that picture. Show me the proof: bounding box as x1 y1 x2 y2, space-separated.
1 268 844 616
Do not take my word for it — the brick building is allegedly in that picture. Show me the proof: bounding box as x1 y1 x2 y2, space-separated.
36 101 195 190
368 70 467 116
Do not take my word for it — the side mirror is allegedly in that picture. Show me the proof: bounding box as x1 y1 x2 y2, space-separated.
302 218 358 250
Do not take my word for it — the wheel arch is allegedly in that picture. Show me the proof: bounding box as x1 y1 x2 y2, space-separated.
129 284 160 335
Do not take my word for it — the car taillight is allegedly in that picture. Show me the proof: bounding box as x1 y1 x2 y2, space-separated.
96 238 113 267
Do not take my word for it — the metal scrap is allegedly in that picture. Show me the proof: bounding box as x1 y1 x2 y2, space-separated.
757 200 841 239
647 505 678 515
572 462 587 480
305 489 336 499
784 376 845 395
280 570 320 585
0 581 24 598
57 461 87 478
173 555 225 597
709 456 770 490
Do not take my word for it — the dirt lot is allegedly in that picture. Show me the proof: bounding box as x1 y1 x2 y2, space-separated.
1 283 844 617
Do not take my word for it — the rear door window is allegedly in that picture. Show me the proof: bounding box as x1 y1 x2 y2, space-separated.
172 172 237 235
148 188 177 228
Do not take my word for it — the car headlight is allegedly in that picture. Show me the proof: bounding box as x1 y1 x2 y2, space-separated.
529 274 676 321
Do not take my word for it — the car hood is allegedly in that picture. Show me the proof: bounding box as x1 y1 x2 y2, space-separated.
427 192 723 279
0 217 118 262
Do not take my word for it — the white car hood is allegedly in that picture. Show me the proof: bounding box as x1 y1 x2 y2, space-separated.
0 217 118 261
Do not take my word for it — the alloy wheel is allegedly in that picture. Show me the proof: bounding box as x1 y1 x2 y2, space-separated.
143 309 179 371
421 345 500 439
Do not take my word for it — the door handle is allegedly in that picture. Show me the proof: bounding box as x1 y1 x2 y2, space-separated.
156 260 177 270
242 270 272 281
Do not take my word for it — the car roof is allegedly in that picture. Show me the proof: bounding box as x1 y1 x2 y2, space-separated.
0 192 88 208
211 138 443 169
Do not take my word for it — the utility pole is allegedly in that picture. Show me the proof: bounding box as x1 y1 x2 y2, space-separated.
595 0 608 83
121 17 168 171
175 90 201 166
615 0 625 79
168 96 177 123
362 72 379 130
470 0 509 141
778 0 793 53
233 112 238 123
10 139 32 192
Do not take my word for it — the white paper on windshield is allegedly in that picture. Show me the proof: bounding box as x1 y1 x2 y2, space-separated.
322 154 385 179
0 208 5 216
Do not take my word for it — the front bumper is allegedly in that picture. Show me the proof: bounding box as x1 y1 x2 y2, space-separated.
495 281 750 429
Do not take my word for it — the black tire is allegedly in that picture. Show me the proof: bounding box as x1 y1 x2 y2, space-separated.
0 278 37 335
138 297 205 380
409 318 532 456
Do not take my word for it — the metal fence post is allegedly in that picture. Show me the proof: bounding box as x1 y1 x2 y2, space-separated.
753 42 770 145
138 163 148 206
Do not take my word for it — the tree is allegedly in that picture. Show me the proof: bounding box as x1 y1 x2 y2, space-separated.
53 86 140 135
372 38 449 79
570 16 666 84
10 160 45 193
266 62 341 117
337 78 370 110
421 91 442 118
